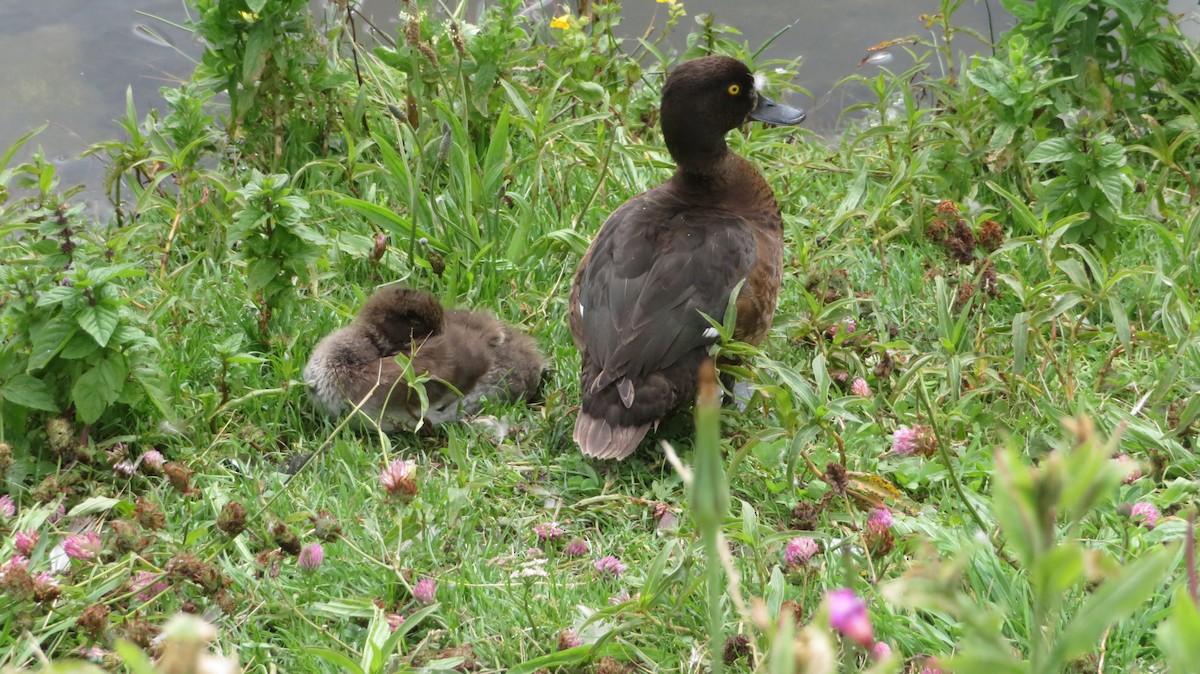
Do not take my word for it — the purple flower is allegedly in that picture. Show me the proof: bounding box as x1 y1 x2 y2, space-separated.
594 555 626 577
63 531 102 560
558 629 583 650
1130 501 1160 529
892 426 920 455
34 572 59 591
387 613 406 632
380 460 418 500
534 522 565 542
413 577 436 604
609 588 632 605
79 646 106 661
785 537 818 566
113 460 137 478
0 494 14 518
14 530 39 557
129 571 169 600
140 450 165 474
298 543 324 572
5 555 29 572
845 319 857 334
1112 454 1142 484
850 377 871 397
826 589 874 648
564 539 589 557
870 641 893 661
867 508 893 536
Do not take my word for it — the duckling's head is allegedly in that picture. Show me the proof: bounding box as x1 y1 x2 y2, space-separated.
660 55 805 170
355 286 445 354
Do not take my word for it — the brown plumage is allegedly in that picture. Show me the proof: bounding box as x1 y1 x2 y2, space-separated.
304 286 545 430
569 55 805 459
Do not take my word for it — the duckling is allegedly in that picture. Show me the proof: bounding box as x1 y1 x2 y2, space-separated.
569 55 805 459
305 286 545 430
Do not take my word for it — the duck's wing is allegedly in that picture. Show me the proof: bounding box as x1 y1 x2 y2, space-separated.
577 200 756 396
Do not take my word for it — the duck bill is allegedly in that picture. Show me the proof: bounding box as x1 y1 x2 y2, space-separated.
749 93 806 125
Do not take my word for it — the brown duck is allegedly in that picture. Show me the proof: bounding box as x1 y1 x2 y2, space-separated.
569 55 805 459
305 286 546 430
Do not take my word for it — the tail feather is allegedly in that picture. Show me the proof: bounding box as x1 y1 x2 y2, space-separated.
574 412 650 460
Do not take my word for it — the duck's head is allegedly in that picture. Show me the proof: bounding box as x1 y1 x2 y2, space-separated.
660 55 805 171
356 285 445 354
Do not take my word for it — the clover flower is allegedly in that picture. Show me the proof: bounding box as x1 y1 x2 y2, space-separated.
826 589 874 648
785 537 819 566
63 531 102 560
850 377 871 397
298 543 324 573
1130 501 1160 529
413 577 437 604
594 555 627 577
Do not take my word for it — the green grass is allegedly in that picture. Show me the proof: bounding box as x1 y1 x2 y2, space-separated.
1 0 1199 672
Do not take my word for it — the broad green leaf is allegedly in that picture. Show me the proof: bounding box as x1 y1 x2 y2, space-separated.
1031 542 1085 598
1051 543 1179 665
1027 137 1076 164
36 285 80 308
992 446 1040 566
0 374 59 412
1092 170 1126 210
246 257 281 291
71 354 128 423
1158 586 1200 672
76 303 120 348
112 639 156 674
28 314 77 371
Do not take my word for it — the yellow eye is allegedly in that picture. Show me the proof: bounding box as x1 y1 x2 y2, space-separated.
727 84 741 96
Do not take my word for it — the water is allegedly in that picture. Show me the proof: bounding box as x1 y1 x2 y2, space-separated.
2 0 1198 216
0 0 199 218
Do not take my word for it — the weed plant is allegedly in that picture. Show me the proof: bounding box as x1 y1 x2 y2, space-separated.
1 0 1199 672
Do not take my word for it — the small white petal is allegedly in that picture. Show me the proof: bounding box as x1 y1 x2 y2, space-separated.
702 327 719 340
753 72 768 91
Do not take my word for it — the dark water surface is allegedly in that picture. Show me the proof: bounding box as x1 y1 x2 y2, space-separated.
2 1 1197 215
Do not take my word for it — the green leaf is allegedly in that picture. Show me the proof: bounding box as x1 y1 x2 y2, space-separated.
246 257 281 291
67 496 123 517
28 314 78 371
112 639 157 674
1027 138 1076 164
36 285 80 308
1108 296 1132 358
1012 311 1030 374
60 332 102 360
308 648 365 674
76 303 121 348
1158 586 1200 672
71 354 128 424
1051 543 1180 665
0 374 59 412
1091 170 1126 210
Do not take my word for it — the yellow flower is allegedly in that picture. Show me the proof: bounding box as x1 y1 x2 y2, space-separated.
550 14 571 29
239 10 259 21
656 0 677 4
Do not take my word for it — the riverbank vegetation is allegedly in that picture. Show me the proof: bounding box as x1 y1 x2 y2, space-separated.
1 0 1198 671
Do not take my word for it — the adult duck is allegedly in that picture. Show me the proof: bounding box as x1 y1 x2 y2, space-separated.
569 55 804 459
305 286 546 430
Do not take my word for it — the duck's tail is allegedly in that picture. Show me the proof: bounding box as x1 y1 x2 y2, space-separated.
573 412 650 460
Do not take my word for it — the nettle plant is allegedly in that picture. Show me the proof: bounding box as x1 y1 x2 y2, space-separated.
227 170 325 337
0 152 170 437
